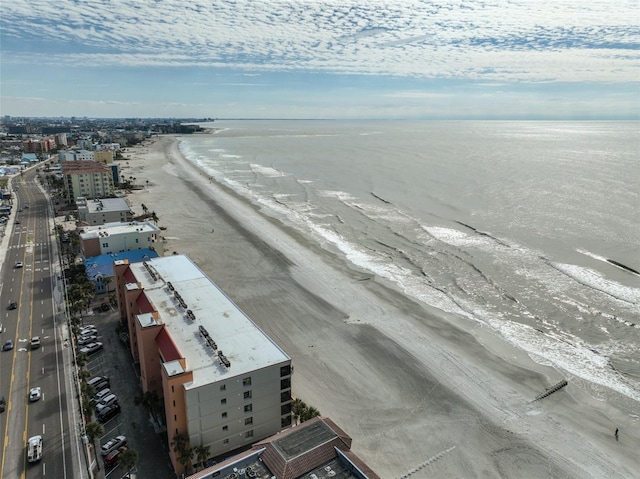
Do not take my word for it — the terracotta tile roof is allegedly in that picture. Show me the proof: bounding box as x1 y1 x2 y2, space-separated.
252 417 353 479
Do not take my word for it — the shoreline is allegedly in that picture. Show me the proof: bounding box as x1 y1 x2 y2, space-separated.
123 134 639 478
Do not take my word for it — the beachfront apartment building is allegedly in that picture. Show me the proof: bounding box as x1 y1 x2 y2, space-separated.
76 197 133 225
93 149 114 164
113 255 293 476
59 149 95 161
61 160 114 203
79 220 163 257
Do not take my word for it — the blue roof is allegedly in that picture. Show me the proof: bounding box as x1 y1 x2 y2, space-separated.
85 248 159 280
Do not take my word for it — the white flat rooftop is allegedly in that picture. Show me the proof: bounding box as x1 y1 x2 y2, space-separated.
129 255 290 389
80 221 159 239
84 197 130 213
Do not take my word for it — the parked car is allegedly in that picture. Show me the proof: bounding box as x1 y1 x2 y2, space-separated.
80 326 98 335
14 261 23 268
86 376 109 388
100 435 127 456
95 394 118 413
2 340 13 351
104 445 128 468
77 335 97 346
30 337 41 349
100 303 110 312
79 342 103 355
92 381 110 396
0 396 6 412
7 301 17 310
29 387 41 402
97 403 121 424
27 435 43 462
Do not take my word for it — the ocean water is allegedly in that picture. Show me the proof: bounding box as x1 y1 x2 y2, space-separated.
177 120 640 405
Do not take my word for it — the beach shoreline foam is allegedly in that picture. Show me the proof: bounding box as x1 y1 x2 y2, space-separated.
123 134 638 478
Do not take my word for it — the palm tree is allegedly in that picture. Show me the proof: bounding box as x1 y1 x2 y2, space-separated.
119 449 139 478
134 390 162 424
171 433 194 472
301 405 321 422
141 203 148 215
292 398 304 425
193 443 211 472
85 422 105 471
150 211 159 225
81 396 95 422
85 421 104 444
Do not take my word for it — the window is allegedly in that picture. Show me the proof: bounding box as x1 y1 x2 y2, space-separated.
280 378 291 390
245 430 254 438
171 386 174 393
173 400 176 407
244 404 252 413
281 391 291 403
221 412 227 418
242 377 252 386
221 398 227 405
281 416 292 428
281 403 292 415
243 390 252 399
280 365 291 377
223 439 229 444
244 417 253 426
222 425 228 431
102 242 109 248
220 384 226 391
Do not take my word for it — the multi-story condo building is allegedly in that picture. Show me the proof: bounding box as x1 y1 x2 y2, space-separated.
76 197 133 226
55 133 68 147
79 220 163 257
95 142 121 151
61 160 114 203
59 149 95 161
93 149 114 164
113 255 293 476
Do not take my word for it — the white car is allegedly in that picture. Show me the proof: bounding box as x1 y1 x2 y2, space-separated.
79 342 103 355
15 261 23 268
100 435 127 456
77 335 97 346
27 435 43 462
29 387 41 402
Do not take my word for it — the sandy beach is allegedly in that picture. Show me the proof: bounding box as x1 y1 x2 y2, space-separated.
121 135 639 479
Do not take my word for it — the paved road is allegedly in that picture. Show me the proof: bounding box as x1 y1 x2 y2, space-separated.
0 169 85 479
0 168 178 479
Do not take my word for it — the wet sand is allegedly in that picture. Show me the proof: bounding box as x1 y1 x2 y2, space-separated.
121 135 639 479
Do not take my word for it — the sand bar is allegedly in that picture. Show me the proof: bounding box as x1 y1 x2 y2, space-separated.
122 135 639 479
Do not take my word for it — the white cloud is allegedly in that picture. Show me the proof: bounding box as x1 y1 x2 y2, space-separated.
1 0 638 83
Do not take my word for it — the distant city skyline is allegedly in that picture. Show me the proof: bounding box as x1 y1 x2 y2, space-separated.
1 1 638 120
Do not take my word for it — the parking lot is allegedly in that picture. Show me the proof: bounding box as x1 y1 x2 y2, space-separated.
80 306 175 479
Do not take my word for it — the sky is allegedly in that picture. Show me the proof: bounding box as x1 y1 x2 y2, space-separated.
1 0 639 120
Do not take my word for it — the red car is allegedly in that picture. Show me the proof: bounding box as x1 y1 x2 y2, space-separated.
104 445 128 469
